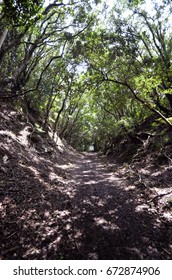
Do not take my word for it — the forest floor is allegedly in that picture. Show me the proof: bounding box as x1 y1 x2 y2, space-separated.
65 152 172 259
0 102 172 259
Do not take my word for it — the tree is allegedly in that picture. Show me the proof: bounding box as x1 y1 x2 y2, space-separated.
0 0 96 95
0 0 44 26
1 0 172 152
75 0 172 129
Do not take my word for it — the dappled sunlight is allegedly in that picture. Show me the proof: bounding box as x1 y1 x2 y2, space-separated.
94 217 120 231
53 209 71 217
84 180 101 185
135 204 149 213
56 163 78 170
1 103 172 260
74 230 82 239
17 127 31 146
0 126 32 147
57 184 77 199
59 153 172 259
27 165 40 178
1 142 171 259
0 130 17 141
97 199 106 207
1 146 171 259
0 0 172 261
151 170 163 177
125 185 136 191
49 171 67 184
163 212 172 222
82 170 91 174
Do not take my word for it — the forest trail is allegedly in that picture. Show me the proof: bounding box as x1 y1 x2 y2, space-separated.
1 0 172 261
60 152 172 259
0 103 171 260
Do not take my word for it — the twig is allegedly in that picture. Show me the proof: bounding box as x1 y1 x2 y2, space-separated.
162 248 172 256
1 246 20 256
148 191 172 203
5 231 18 240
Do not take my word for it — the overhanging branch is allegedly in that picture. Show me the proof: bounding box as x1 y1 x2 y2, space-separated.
102 75 172 128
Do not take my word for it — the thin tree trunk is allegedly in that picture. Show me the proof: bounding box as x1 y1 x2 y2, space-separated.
43 95 56 131
0 28 8 50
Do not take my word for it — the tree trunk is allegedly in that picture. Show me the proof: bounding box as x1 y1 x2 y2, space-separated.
0 29 8 50
53 97 67 138
165 94 172 112
43 95 56 131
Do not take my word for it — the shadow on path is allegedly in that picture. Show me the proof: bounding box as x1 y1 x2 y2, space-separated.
64 152 172 259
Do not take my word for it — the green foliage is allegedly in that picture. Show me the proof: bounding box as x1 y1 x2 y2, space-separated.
127 0 145 6
1 0 44 27
156 117 172 125
0 0 172 151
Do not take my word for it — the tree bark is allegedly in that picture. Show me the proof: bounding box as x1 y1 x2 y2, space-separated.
165 94 172 111
0 28 8 50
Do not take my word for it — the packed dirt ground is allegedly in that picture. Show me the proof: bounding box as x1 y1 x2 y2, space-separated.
0 102 172 259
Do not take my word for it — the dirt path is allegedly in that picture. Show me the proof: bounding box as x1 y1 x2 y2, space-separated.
62 152 172 259
1 102 171 260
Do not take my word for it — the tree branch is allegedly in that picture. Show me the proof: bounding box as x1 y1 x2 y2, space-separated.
103 76 172 128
